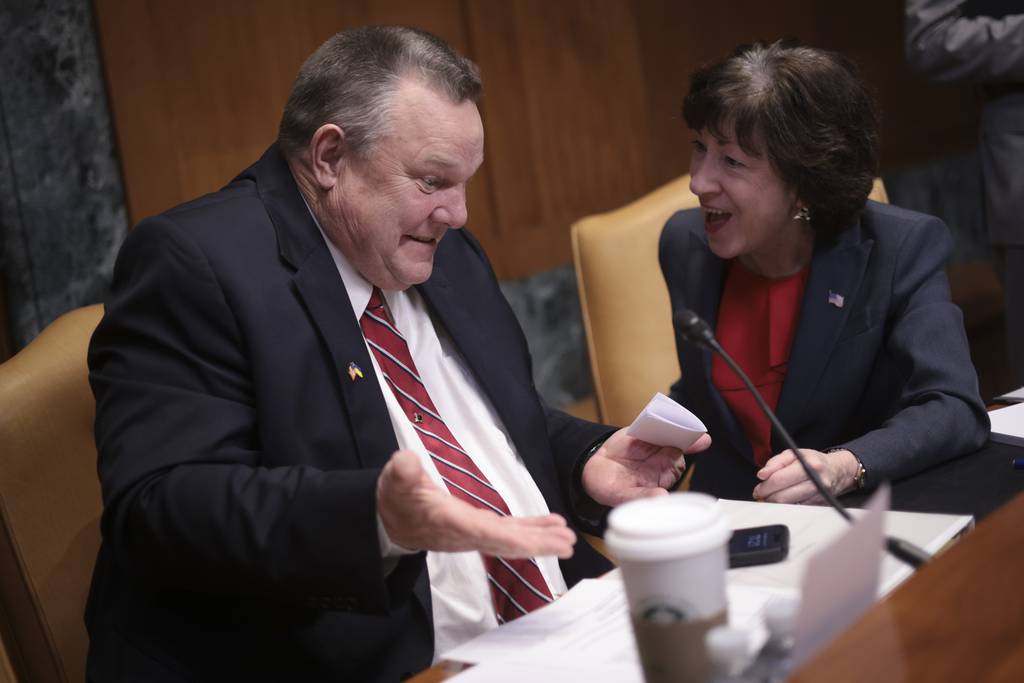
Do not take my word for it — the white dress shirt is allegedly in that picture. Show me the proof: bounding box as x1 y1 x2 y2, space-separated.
314 224 568 659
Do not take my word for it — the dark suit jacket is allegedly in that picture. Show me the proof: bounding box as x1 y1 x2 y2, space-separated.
86 145 613 682
659 202 990 501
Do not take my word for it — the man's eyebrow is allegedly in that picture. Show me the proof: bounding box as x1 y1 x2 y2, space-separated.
421 154 457 168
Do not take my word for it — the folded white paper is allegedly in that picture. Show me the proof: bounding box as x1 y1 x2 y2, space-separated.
626 392 707 450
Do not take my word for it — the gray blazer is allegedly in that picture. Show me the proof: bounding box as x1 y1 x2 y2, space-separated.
659 202 990 501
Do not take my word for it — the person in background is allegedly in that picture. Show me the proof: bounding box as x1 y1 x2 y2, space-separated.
659 41 989 504
86 25 708 682
905 0 1024 389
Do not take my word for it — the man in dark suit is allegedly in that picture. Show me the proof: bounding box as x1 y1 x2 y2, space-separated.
86 26 705 682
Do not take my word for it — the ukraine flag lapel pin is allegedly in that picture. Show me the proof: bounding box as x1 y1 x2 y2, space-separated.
347 362 364 381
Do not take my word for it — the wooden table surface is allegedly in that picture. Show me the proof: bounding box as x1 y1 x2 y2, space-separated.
792 490 1024 682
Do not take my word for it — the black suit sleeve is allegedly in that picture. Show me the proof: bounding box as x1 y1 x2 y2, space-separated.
90 216 419 612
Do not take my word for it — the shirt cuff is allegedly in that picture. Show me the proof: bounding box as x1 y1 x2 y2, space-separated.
377 512 419 558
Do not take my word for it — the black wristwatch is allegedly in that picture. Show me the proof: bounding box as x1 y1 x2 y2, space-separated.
570 435 612 527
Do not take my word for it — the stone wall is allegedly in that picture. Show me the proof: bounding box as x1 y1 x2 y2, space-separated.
0 0 127 352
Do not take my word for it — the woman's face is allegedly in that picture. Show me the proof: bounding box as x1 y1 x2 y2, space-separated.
688 128 808 274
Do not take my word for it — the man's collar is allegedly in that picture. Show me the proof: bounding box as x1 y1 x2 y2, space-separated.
302 197 375 318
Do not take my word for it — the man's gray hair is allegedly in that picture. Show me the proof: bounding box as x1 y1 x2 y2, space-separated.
277 25 481 159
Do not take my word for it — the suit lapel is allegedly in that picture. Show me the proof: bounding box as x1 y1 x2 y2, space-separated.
683 232 753 461
416 268 519 431
685 231 723 384
775 224 873 436
250 145 399 470
292 254 399 469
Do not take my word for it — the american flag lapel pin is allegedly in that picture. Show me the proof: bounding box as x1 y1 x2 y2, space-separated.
347 362 364 381
827 290 845 308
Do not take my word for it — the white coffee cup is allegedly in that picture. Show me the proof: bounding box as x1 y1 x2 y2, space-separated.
605 492 731 683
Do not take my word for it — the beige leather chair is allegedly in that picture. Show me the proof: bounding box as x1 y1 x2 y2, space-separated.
571 176 888 427
1 631 18 683
0 305 104 683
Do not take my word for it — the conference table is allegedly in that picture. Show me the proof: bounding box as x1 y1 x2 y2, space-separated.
793 487 1024 681
410 439 1024 681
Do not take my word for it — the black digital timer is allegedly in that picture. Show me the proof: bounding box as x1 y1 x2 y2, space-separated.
728 524 790 568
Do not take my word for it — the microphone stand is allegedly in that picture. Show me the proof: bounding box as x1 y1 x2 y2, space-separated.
675 310 930 569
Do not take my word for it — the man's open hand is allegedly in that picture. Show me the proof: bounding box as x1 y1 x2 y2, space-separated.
377 450 576 558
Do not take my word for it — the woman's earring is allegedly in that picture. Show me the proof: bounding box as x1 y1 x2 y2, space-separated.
793 207 811 222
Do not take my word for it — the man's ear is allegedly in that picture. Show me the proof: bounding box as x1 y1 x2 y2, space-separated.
308 123 347 191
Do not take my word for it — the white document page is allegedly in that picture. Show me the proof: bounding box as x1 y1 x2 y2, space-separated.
626 392 707 450
443 577 791 677
789 484 888 669
450 659 642 683
988 401 1024 447
442 579 632 666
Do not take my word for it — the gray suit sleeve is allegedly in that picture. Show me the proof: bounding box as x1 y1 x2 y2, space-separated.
905 0 1024 81
837 216 990 485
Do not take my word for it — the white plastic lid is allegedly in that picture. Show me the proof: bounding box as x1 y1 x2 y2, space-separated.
706 624 752 670
604 492 731 561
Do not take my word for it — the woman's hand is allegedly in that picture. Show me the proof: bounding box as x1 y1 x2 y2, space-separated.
752 448 860 504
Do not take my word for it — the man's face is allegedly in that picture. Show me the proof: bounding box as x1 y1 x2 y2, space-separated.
322 79 484 290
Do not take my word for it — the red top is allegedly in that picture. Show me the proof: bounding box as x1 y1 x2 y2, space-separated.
711 261 809 467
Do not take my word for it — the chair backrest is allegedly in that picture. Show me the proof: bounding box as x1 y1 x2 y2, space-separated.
1 631 17 683
571 176 888 427
0 305 104 683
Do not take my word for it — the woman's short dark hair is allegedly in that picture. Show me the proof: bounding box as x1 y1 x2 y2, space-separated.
278 25 481 159
682 41 880 239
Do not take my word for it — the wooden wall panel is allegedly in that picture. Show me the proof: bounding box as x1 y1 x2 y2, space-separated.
94 0 473 225
631 1 820 198
812 2 980 167
94 0 977 281
466 0 660 275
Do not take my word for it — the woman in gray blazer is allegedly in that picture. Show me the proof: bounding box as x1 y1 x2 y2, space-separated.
660 41 990 503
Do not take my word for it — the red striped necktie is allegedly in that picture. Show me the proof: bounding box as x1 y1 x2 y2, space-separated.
359 288 554 623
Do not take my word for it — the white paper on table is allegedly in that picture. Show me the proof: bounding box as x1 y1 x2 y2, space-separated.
443 576 793 676
626 392 707 450
789 483 889 670
988 401 1024 447
450 660 643 683
717 498 971 598
441 495 970 678
995 385 1024 403
441 579 633 666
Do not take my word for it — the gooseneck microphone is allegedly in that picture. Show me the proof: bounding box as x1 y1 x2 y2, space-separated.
673 309 930 569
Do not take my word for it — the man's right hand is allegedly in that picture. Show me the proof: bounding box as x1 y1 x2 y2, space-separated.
376 450 576 559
